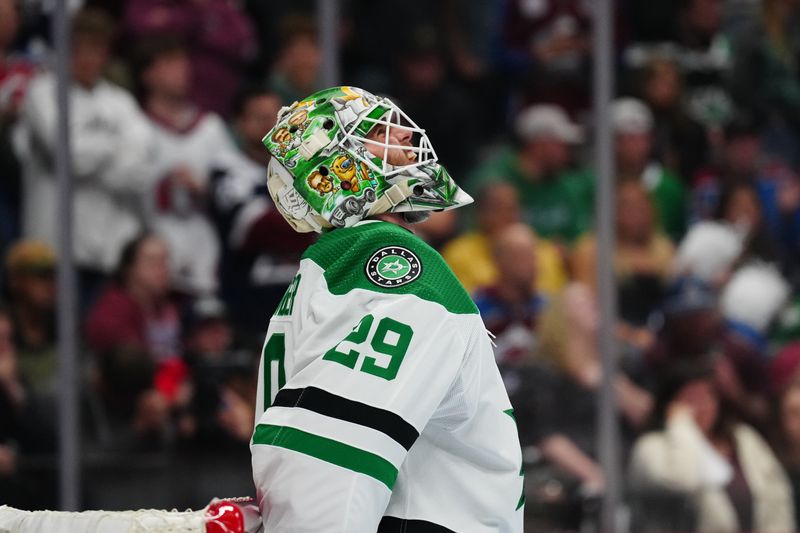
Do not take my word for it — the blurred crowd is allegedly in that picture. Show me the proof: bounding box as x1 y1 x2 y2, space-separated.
2 0 800 531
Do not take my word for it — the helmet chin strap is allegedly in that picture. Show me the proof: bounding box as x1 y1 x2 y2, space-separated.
365 181 417 217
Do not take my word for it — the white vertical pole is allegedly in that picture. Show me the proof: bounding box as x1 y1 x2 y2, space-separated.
593 0 621 531
53 0 80 511
316 0 340 87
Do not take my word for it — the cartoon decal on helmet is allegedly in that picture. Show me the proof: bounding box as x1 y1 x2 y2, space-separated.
288 109 309 127
262 86 473 233
307 169 334 195
331 188 377 228
331 155 376 193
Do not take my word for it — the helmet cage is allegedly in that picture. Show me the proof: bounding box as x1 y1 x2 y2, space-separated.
338 97 438 178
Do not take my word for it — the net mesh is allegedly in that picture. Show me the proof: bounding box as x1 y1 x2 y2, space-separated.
0 506 205 533
0 498 255 533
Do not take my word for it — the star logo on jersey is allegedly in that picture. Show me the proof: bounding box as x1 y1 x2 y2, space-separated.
365 246 422 288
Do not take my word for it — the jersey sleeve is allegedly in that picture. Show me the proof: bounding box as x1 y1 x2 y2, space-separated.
251 223 479 532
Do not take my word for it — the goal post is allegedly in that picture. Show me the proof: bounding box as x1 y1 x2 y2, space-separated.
0 498 262 533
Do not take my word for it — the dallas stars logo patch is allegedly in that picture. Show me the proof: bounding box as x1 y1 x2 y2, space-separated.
365 246 422 288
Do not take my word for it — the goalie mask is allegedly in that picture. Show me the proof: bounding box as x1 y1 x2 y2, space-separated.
263 86 473 233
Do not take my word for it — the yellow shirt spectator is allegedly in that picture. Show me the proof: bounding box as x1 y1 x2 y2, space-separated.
442 231 567 296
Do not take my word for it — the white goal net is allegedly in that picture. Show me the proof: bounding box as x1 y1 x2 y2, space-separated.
0 498 261 533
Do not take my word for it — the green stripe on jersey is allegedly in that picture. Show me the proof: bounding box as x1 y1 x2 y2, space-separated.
252 423 398 489
302 221 477 315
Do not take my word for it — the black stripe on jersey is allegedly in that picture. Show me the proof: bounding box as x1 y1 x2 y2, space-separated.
378 516 457 532
273 386 419 450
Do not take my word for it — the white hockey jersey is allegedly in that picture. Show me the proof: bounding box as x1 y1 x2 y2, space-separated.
146 111 235 295
251 220 524 532
16 72 154 271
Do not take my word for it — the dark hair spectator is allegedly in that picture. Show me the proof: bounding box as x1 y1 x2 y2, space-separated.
629 362 795 532
208 84 313 339
130 34 187 103
638 56 709 184
691 113 800 283
137 34 236 296
85 234 183 443
391 25 478 180
715 183 783 264
179 296 255 447
125 0 256 117
268 14 321 105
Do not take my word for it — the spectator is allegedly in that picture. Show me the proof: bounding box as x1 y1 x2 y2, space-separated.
16 9 154 303
717 263 790 428
392 25 478 179
85 234 181 441
573 181 675 327
612 97 688 240
0 307 23 505
467 104 592 245
512 284 652 524
0 0 35 257
644 277 721 389
624 0 734 131
208 85 313 336
692 116 800 275
440 0 506 139
473 223 547 377
267 15 321 105
3 241 56 400
629 364 795 533
731 0 800 164
496 0 591 115
136 36 235 296
638 56 710 185
672 220 743 287
180 296 255 447
0 307 53 509
775 379 800 527
692 116 765 222
125 0 257 117
715 183 785 266
441 181 567 295
674 0 734 129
